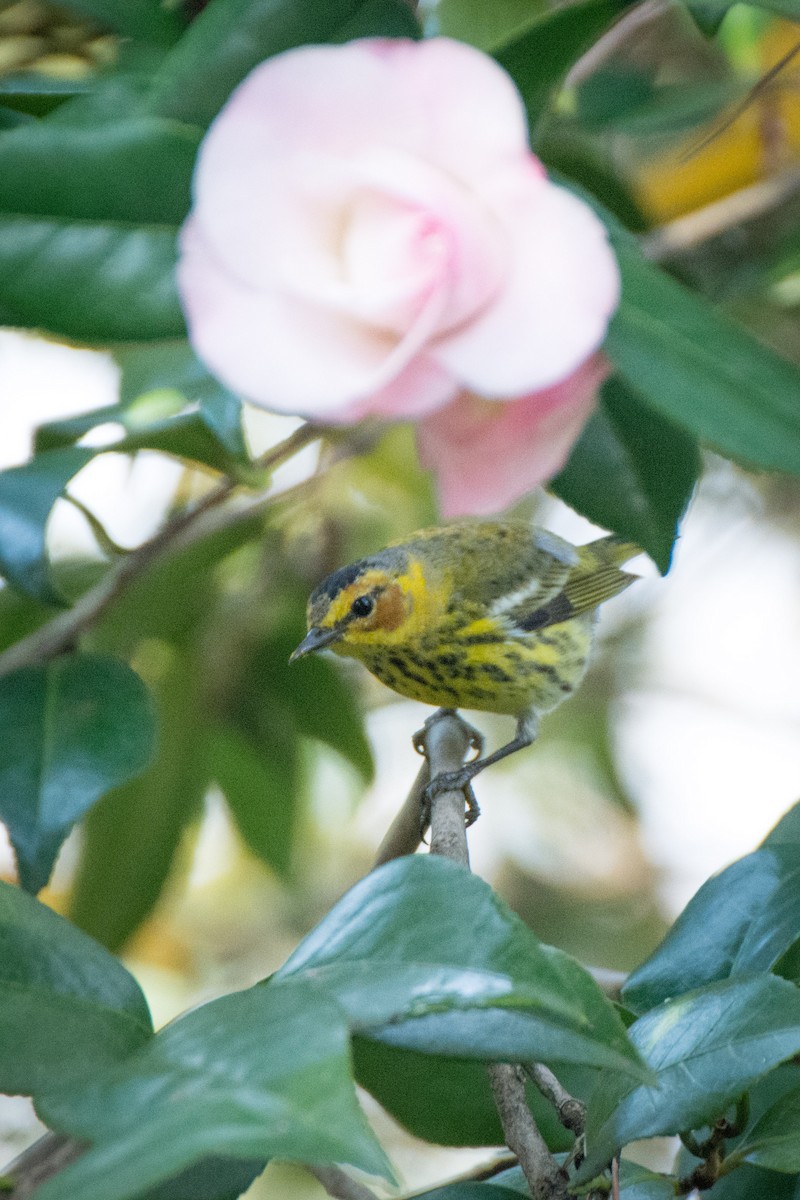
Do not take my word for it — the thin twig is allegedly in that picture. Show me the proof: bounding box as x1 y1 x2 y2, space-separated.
308 1164 378 1200
525 1063 586 1137
2 1134 86 1200
372 760 429 866
0 423 322 679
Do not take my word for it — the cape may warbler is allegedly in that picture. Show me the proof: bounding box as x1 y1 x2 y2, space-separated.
291 522 638 817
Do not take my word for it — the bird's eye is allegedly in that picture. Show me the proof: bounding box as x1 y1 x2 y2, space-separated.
351 595 374 618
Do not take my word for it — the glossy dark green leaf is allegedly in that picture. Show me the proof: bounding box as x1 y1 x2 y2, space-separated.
436 0 547 50
701 1164 800 1200
734 1088 800 1173
133 1156 267 1200
551 375 698 573
277 856 646 1078
52 0 186 44
623 801 800 1012
0 446 93 602
70 646 208 952
495 0 635 128
0 879 151 1096
618 1162 676 1199
605 226 800 477
0 654 156 894
0 117 199 225
146 0 419 127
579 975 800 1180
35 981 391 1200
352 1039 572 1150
765 803 800 846
208 725 299 878
0 213 184 342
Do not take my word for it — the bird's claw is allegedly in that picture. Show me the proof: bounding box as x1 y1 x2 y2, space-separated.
421 769 481 829
413 709 484 760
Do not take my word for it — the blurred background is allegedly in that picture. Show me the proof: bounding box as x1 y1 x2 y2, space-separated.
1 0 800 1194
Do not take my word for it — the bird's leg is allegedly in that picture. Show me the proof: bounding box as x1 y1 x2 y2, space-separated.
422 712 539 813
413 708 485 831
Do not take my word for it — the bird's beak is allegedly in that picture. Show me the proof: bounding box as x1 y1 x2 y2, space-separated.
289 626 341 663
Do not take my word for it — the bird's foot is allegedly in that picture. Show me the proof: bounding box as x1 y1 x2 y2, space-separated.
420 768 481 830
412 708 484 760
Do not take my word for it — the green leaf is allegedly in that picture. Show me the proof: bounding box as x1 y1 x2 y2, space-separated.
688 0 800 21
51 0 186 45
0 213 184 342
277 856 647 1079
495 0 635 128
0 654 156 894
0 446 94 603
605 226 800 477
207 724 299 878
551 375 699 573
352 1039 573 1150
436 0 548 50
0 879 151 1097
765 803 800 846
0 117 199 225
710 1166 800 1199
579 975 800 1180
128 1157 267 1200
146 0 420 127
624 801 800 1012
618 1161 676 1199
35 981 391 1200
115 341 249 463
735 1088 800 1173
70 645 208 952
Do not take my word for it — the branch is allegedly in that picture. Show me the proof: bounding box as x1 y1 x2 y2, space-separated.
525 1063 586 1137
308 1164 378 1200
488 1065 566 1200
2 1133 86 1200
372 760 429 866
0 423 322 679
414 710 567 1200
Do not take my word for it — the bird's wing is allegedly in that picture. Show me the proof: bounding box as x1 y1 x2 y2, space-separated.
514 536 639 632
478 527 579 624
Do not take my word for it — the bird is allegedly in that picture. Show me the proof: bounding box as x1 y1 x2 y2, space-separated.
290 522 639 823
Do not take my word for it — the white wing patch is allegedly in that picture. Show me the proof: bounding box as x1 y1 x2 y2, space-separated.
489 577 546 622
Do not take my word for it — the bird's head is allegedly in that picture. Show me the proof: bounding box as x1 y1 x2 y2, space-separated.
290 549 428 663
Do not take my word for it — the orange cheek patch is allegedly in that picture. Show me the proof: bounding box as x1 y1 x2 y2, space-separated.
372 584 409 632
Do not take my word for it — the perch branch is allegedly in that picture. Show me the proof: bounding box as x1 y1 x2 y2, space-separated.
0 423 322 679
414 709 568 1200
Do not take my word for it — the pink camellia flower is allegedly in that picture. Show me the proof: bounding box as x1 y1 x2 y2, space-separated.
178 37 620 513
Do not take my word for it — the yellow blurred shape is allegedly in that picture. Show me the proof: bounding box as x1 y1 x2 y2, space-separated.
634 21 800 221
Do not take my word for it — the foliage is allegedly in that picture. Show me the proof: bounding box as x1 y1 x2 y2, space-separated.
0 0 799 1198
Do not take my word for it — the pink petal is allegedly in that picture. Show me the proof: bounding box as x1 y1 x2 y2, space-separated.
178 219 457 417
417 355 609 516
431 179 621 396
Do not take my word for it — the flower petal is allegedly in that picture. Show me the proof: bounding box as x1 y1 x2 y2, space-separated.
178 220 456 416
431 180 620 396
417 355 608 516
